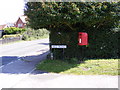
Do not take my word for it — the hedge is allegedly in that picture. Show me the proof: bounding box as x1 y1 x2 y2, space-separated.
50 27 119 60
25 2 120 60
2 34 22 39
3 27 26 35
22 28 49 40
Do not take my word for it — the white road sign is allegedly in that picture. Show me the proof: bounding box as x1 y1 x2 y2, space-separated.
51 45 67 48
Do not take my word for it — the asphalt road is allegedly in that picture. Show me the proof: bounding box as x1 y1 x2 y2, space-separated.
0 38 119 89
0 38 49 67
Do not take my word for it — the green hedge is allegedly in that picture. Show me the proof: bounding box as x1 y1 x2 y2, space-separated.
2 34 21 39
22 28 49 40
3 27 26 35
24 2 120 60
50 27 119 60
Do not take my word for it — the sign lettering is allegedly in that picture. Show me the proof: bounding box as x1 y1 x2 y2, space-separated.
51 45 67 48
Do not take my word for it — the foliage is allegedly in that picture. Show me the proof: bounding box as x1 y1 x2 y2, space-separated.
22 28 49 40
25 2 120 59
36 59 119 75
2 34 21 39
69 58 78 63
3 27 26 35
25 2 119 30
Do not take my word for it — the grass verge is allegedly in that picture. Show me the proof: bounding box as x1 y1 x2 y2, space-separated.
36 59 119 75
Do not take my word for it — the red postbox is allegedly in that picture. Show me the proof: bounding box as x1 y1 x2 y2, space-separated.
78 32 88 45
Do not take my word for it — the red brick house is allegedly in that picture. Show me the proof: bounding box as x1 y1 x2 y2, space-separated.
15 15 27 28
0 15 27 30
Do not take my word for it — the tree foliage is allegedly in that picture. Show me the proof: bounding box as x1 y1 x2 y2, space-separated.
25 2 120 59
25 2 119 31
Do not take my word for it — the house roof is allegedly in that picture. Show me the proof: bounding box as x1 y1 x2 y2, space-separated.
19 15 27 23
0 15 27 30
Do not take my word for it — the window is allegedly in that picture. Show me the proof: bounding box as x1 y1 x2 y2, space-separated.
18 24 23 27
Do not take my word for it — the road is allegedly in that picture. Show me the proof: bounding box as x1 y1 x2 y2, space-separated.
0 38 49 56
0 38 119 89
0 38 49 67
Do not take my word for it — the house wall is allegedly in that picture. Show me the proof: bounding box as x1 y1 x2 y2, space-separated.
15 18 25 28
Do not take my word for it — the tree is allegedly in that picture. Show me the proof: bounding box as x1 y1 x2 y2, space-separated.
25 2 119 30
25 2 120 60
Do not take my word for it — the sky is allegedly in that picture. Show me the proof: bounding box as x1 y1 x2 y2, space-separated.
0 0 25 25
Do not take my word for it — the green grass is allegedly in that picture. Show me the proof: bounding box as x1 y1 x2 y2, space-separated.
36 59 119 75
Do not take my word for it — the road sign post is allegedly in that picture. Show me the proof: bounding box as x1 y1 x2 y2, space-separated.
51 45 67 60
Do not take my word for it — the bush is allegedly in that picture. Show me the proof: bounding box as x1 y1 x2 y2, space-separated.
2 34 22 39
25 2 120 60
50 27 119 60
69 58 78 63
3 27 26 35
22 28 49 40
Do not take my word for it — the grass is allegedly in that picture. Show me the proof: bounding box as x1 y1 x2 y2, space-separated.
36 59 119 75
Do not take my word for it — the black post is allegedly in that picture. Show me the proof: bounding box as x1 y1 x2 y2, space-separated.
81 46 85 62
62 48 64 60
53 48 55 60
79 46 84 63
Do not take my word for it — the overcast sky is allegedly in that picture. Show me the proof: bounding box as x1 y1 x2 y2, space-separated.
0 0 25 25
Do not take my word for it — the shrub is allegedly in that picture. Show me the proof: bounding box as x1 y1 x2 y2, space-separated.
69 58 78 63
22 28 49 40
50 27 119 60
25 2 120 60
2 34 22 39
3 27 26 35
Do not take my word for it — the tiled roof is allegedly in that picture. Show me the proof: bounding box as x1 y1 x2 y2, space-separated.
19 15 27 23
